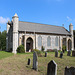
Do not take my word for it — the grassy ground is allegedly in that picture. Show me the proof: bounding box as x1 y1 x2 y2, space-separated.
0 51 13 59
0 51 75 75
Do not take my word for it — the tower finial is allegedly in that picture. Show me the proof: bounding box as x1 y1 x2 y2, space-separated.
70 23 73 25
12 13 18 18
14 13 18 17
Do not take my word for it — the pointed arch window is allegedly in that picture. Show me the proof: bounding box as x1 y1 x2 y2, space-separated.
47 36 51 46
55 37 58 46
22 36 24 45
38 36 42 47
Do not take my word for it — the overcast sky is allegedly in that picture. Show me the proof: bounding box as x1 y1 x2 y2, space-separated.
0 0 75 32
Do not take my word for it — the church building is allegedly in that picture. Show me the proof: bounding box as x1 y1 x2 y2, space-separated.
6 13 74 54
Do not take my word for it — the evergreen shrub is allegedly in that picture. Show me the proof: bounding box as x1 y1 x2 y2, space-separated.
17 45 25 53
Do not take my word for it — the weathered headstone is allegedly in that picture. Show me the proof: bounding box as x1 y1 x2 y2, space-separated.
55 50 58 57
45 52 47 57
67 50 71 56
47 60 57 75
72 50 75 56
64 66 75 75
63 50 65 53
27 58 31 65
33 52 38 71
60 51 63 58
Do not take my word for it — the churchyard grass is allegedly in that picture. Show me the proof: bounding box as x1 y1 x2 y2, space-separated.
0 51 75 75
0 51 13 59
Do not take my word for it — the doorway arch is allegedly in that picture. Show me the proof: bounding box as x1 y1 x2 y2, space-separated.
26 37 33 52
68 39 72 50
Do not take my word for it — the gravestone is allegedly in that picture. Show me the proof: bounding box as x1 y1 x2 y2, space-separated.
55 50 58 57
33 52 38 71
27 58 31 65
63 50 65 53
64 66 75 75
67 50 71 56
60 51 63 58
72 50 75 56
45 52 47 57
47 60 57 75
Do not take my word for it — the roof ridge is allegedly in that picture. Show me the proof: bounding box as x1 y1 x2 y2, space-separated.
19 21 63 28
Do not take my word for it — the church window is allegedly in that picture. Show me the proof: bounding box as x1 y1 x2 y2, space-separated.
38 36 42 47
47 36 51 46
22 36 24 45
55 37 58 46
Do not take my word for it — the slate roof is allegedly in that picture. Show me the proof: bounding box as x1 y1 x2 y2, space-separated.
19 21 71 35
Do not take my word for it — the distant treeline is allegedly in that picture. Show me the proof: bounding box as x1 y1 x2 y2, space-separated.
0 30 6 51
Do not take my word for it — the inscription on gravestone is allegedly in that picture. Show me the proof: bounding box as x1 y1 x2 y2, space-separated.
47 60 57 75
33 52 38 71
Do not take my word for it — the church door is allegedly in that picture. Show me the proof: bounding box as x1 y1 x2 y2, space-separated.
26 37 33 52
68 39 72 50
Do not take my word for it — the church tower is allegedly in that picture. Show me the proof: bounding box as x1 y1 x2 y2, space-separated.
69 23 74 50
12 13 19 54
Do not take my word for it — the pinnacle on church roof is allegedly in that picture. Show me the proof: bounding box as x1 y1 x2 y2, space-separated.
12 13 18 18
70 23 73 26
8 20 10 22
14 13 18 17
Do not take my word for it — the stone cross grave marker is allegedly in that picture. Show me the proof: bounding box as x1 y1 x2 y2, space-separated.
27 58 31 65
55 50 58 57
64 66 75 75
60 51 63 58
67 50 71 56
45 52 47 57
47 60 57 75
33 52 38 71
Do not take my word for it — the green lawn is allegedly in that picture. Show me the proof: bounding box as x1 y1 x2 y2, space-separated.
0 51 75 75
0 51 13 59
